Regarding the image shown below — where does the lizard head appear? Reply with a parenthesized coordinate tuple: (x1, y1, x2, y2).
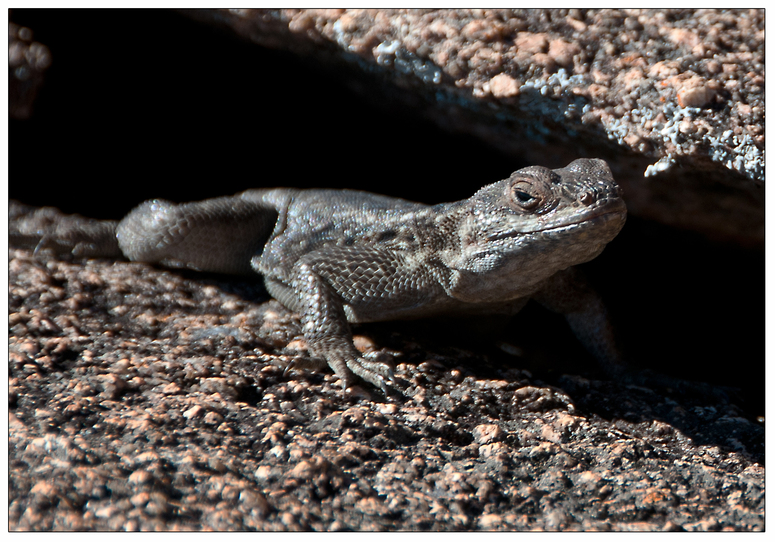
(445, 158, 627, 302)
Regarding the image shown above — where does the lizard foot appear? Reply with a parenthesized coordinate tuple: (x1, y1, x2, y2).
(283, 352, 396, 395)
(325, 354, 394, 394)
(345, 356, 395, 394)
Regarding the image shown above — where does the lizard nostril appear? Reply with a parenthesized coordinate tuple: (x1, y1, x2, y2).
(578, 191, 595, 205)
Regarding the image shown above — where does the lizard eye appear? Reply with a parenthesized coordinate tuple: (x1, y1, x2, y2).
(509, 181, 543, 211)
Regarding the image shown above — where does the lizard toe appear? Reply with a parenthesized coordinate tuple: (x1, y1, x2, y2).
(282, 355, 327, 375)
(345, 357, 392, 394)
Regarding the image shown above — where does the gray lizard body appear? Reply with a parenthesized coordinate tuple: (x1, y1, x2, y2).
(10, 158, 627, 391)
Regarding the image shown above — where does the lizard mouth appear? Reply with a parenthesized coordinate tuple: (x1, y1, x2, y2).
(486, 201, 627, 241)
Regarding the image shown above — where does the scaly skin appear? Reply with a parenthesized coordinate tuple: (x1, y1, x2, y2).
(10, 158, 627, 391)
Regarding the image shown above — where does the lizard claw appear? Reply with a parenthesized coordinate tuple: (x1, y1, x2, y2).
(282, 355, 327, 376)
(347, 360, 390, 393)
(341, 355, 396, 395)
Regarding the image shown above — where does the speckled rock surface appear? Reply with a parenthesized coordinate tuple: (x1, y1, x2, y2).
(8, 248, 764, 531)
(7, 8, 764, 532)
(187, 8, 764, 245)
(8, 20, 51, 119)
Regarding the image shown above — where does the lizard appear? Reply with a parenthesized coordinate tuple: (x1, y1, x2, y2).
(9, 158, 627, 392)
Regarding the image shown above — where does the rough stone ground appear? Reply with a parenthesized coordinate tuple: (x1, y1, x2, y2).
(7, 8, 765, 532)
(8, 248, 764, 531)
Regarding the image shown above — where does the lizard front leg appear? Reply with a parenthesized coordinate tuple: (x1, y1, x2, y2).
(289, 261, 394, 391)
(531, 267, 623, 375)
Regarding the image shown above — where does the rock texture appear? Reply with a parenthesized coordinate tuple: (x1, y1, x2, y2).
(185, 8, 764, 246)
(8, 20, 51, 119)
(8, 249, 765, 531)
(7, 9, 764, 532)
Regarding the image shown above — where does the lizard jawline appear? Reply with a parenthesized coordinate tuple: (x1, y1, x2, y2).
(486, 206, 624, 241)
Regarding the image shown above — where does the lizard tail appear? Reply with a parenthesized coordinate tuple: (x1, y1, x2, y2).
(9, 200, 121, 258)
